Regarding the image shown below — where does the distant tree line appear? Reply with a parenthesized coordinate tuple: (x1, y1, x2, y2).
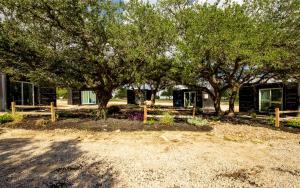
(0, 0, 299, 118)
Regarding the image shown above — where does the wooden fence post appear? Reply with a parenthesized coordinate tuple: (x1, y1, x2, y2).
(192, 107, 196, 118)
(275, 108, 280, 128)
(11, 102, 16, 115)
(143, 105, 147, 124)
(51, 102, 56, 122)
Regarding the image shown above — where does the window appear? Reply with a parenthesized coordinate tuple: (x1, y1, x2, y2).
(184, 91, 196, 107)
(81, 91, 97, 104)
(259, 88, 283, 112)
(10, 81, 35, 106)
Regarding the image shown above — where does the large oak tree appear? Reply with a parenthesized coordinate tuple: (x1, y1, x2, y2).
(0, 0, 141, 118)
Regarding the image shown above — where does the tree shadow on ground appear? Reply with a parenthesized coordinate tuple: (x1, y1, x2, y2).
(0, 138, 116, 188)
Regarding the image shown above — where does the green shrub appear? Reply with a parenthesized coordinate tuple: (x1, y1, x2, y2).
(267, 115, 275, 125)
(147, 118, 156, 125)
(56, 88, 68, 99)
(159, 113, 174, 126)
(286, 118, 300, 128)
(187, 117, 208, 127)
(251, 112, 257, 119)
(0, 113, 14, 124)
(211, 116, 221, 121)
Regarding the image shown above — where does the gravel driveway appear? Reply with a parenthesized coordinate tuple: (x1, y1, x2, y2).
(0, 122, 299, 188)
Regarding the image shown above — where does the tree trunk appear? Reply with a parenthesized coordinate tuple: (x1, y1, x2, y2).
(210, 86, 222, 115)
(228, 88, 238, 115)
(214, 95, 222, 115)
(95, 89, 112, 120)
(228, 85, 240, 115)
(150, 89, 157, 107)
(136, 88, 145, 105)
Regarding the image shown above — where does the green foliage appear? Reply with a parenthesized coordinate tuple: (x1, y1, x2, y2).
(286, 118, 300, 128)
(126, 0, 177, 104)
(0, 113, 23, 124)
(57, 88, 68, 99)
(0, 113, 14, 124)
(251, 112, 257, 119)
(267, 115, 275, 125)
(147, 118, 157, 125)
(114, 88, 127, 99)
(187, 117, 208, 127)
(159, 112, 174, 126)
(161, 88, 173, 99)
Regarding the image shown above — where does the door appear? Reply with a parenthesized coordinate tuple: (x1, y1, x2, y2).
(81, 91, 97, 104)
(10, 81, 34, 106)
(184, 91, 196, 107)
(259, 88, 283, 112)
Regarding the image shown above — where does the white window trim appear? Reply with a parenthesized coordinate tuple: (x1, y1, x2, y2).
(81, 91, 97, 105)
(259, 88, 283, 112)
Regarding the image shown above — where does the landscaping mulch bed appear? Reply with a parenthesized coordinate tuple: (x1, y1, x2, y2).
(4, 117, 213, 132)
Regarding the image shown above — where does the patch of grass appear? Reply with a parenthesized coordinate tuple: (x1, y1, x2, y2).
(0, 113, 14, 124)
(286, 118, 300, 128)
(250, 112, 257, 119)
(267, 115, 275, 125)
(159, 113, 174, 126)
(187, 117, 208, 127)
(0, 113, 23, 124)
(147, 118, 157, 125)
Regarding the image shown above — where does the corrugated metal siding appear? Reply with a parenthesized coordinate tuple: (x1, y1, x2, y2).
(68, 89, 81, 105)
(239, 86, 255, 112)
(39, 87, 57, 106)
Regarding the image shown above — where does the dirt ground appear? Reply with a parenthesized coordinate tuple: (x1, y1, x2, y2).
(1, 119, 300, 188)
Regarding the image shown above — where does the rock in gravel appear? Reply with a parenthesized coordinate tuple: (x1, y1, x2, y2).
(160, 134, 182, 142)
(160, 135, 169, 142)
(115, 129, 121, 133)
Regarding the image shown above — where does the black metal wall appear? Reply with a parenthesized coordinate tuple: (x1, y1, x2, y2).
(2, 76, 57, 111)
(68, 89, 81, 105)
(239, 82, 299, 113)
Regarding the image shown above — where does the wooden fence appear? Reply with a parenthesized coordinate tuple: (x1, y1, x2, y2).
(143, 105, 196, 123)
(274, 108, 300, 128)
(11, 102, 56, 122)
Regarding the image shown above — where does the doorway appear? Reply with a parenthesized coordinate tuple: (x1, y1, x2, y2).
(81, 91, 97, 104)
(184, 91, 196, 108)
(259, 88, 283, 112)
(10, 81, 35, 106)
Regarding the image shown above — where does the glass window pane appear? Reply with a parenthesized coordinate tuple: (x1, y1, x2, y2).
(260, 90, 270, 101)
(261, 101, 270, 112)
(271, 89, 282, 102)
(23, 83, 33, 105)
(89, 91, 96, 104)
(10, 82, 22, 105)
(81, 91, 96, 104)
